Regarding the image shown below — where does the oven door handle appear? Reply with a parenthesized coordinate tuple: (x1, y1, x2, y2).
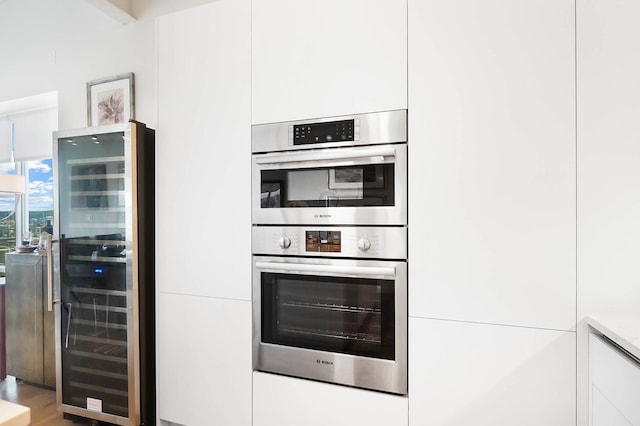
(255, 261, 396, 278)
(254, 146, 396, 166)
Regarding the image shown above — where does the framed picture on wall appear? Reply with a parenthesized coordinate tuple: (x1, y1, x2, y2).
(87, 73, 135, 127)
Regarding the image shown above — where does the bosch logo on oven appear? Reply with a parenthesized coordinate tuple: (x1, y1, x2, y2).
(316, 359, 334, 366)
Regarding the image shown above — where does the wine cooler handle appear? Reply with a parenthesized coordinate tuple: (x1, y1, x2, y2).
(46, 234, 62, 312)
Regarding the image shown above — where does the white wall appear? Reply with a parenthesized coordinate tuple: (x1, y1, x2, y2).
(0, 0, 199, 131)
(132, 0, 215, 20)
(577, 0, 640, 424)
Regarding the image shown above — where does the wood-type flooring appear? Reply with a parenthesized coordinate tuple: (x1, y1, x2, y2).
(0, 375, 74, 425)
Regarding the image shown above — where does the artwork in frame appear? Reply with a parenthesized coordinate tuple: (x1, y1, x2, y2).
(87, 73, 135, 127)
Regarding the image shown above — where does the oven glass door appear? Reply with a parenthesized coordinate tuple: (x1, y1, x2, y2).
(260, 163, 394, 209)
(253, 257, 408, 394)
(252, 144, 407, 225)
(261, 271, 395, 359)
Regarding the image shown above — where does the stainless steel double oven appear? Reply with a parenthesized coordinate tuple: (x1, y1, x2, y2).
(252, 110, 408, 395)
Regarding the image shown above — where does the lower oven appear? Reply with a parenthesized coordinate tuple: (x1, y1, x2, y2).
(252, 226, 407, 395)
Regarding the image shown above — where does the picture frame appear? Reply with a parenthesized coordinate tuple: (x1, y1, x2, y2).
(86, 73, 135, 127)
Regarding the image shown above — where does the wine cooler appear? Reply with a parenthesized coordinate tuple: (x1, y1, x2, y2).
(51, 121, 155, 425)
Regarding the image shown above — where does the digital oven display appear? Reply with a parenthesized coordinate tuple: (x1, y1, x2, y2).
(293, 120, 354, 145)
(305, 231, 341, 253)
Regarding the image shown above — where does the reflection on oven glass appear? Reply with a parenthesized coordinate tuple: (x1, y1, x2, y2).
(262, 273, 396, 360)
(259, 164, 394, 208)
(261, 189, 280, 208)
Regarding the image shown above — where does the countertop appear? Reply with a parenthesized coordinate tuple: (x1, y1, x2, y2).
(587, 315, 640, 361)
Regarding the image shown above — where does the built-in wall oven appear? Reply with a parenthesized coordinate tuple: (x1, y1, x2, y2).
(252, 110, 408, 395)
(252, 226, 407, 394)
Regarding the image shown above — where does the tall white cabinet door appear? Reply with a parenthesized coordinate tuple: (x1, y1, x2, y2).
(251, 0, 407, 124)
(157, 0, 251, 301)
(157, 293, 252, 426)
(576, 0, 640, 424)
(253, 372, 408, 426)
(408, 0, 576, 331)
(409, 318, 576, 426)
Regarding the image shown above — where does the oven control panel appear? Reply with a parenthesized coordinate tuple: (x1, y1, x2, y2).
(292, 119, 357, 145)
(251, 226, 407, 259)
(305, 231, 341, 252)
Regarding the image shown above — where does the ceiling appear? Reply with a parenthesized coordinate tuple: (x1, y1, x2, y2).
(0, 92, 57, 118)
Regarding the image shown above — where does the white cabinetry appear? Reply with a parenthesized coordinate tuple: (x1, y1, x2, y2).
(253, 372, 408, 426)
(589, 333, 640, 426)
(409, 318, 576, 426)
(157, 2, 251, 425)
(408, 0, 576, 330)
(157, 293, 252, 426)
(577, 0, 640, 423)
(251, 0, 407, 124)
(157, 0, 251, 301)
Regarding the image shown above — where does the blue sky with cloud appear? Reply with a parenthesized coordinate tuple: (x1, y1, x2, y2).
(28, 159, 53, 211)
(0, 159, 53, 212)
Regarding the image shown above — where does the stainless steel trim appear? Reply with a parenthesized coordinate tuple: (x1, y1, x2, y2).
(52, 121, 143, 426)
(252, 256, 408, 395)
(125, 122, 142, 425)
(53, 122, 130, 140)
(252, 144, 407, 226)
(46, 234, 61, 311)
(255, 261, 395, 277)
(252, 226, 407, 259)
(254, 146, 396, 167)
(58, 403, 133, 426)
(52, 128, 63, 411)
(252, 109, 407, 153)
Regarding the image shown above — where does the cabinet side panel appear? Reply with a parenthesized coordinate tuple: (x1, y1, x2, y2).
(409, 318, 576, 426)
(157, 294, 252, 426)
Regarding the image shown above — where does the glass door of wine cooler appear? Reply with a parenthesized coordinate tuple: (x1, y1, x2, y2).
(54, 124, 137, 425)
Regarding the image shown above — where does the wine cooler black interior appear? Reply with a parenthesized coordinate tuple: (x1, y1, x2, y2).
(261, 272, 396, 360)
(60, 236, 129, 418)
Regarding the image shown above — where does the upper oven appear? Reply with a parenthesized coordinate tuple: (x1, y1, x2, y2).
(252, 110, 407, 226)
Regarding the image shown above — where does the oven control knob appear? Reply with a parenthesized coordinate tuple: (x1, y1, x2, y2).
(278, 236, 292, 249)
(357, 237, 371, 252)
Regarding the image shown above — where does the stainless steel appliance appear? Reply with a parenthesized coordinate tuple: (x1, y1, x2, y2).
(252, 110, 407, 226)
(252, 226, 407, 394)
(50, 122, 155, 426)
(252, 110, 409, 394)
(5, 252, 55, 388)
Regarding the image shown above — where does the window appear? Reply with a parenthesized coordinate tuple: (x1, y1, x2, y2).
(0, 159, 53, 266)
(0, 162, 18, 265)
(26, 158, 54, 242)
